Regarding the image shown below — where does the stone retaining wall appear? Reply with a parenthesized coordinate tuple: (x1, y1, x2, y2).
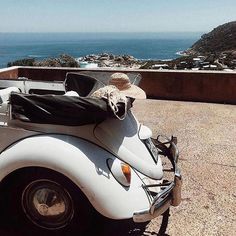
(0, 66, 235, 104)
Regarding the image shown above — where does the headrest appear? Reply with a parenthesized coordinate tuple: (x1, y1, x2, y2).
(0, 87, 20, 104)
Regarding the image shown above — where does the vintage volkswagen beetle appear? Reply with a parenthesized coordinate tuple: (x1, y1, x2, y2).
(0, 72, 182, 234)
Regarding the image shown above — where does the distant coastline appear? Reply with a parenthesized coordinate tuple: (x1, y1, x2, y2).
(0, 32, 201, 68)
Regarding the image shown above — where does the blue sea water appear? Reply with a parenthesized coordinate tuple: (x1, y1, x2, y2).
(0, 32, 202, 68)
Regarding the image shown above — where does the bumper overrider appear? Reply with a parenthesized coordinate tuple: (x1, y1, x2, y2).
(133, 136, 182, 222)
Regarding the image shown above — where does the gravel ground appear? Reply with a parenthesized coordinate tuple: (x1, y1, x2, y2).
(132, 99, 236, 236)
(0, 99, 235, 235)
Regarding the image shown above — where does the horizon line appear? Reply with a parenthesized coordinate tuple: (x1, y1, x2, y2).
(0, 31, 205, 34)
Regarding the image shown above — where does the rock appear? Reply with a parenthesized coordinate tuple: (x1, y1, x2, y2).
(114, 56, 124, 62)
(109, 54, 115, 60)
(100, 56, 109, 61)
(100, 53, 109, 57)
(123, 55, 135, 61)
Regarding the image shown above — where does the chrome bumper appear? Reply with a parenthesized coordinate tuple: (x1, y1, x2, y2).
(133, 136, 182, 223)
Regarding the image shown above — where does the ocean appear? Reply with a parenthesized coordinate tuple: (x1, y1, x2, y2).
(0, 32, 202, 68)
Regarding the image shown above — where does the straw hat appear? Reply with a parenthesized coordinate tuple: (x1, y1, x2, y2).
(109, 73, 146, 99)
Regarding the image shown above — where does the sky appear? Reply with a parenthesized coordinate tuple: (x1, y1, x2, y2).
(0, 0, 235, 33)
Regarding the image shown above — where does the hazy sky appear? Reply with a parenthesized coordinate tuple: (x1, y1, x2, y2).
(0, 0, 235, 33)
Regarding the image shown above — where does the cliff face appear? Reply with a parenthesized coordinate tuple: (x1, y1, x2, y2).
(189, 21, 236, 54)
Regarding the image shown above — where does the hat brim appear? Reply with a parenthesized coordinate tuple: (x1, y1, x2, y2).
(119, 84, 146, 99)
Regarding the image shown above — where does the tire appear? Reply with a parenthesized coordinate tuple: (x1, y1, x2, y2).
(0, 168, 97, 236)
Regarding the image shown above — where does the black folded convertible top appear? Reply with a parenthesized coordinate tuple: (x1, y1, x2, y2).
(10, 93, 129, 126)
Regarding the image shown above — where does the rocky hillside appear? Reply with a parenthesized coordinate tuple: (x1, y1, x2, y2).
(188, 21, 236, 55)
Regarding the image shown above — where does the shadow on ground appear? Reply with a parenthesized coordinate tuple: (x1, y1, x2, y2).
(0, 210, 170, 236)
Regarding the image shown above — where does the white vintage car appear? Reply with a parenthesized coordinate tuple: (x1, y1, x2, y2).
(0, 72, 182, 234)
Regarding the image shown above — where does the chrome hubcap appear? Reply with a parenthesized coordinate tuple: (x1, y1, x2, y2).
(22, 179, 74, 230)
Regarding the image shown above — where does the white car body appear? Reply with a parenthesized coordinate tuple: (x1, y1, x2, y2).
(0, 76, 181, 229)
